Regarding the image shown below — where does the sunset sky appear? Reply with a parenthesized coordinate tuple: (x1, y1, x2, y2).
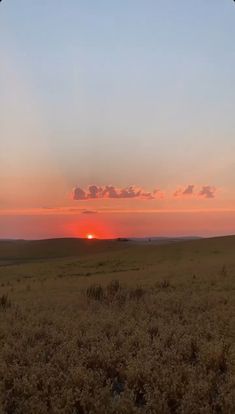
(1, 0, 235, 239)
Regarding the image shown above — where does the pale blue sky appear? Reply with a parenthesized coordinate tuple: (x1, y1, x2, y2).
(1, 0, 235, 210)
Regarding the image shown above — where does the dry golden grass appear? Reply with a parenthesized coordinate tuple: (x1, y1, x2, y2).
(0, 236, 235, 413)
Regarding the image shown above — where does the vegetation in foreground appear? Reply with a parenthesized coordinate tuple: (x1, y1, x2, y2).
(0, 236, 235, 413)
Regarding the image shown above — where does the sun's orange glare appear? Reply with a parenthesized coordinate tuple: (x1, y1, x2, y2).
(87, 234, 94, 240)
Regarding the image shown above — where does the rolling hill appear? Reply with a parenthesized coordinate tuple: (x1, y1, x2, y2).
(0, 235, 234, 413)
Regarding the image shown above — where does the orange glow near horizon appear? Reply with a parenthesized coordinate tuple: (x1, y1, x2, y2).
(65, 216, 115, 239)
(0, 211, 235, 240)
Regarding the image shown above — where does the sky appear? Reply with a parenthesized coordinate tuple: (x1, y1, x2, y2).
(1, 0, 235, 239)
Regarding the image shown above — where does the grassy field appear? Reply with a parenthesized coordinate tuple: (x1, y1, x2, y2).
(0, 236, 235, 413)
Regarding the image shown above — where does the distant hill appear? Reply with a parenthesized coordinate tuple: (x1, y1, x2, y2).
(0, 238, 120, 261)
(0, 236, 200, 260)
(0, 235, 234, 263)
(127, 236, 202, 244)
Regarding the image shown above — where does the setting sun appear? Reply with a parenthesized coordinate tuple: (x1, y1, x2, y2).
(87, 234, 94, 240)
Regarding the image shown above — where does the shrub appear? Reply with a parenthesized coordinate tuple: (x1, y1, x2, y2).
(106, 280, 120, 297)
(129, 286, 145, 300)
(220, 265, 228, 277)
(86, 284, 104, 301)
(0, 294, 11, 310)
(156, 280, 171, 289)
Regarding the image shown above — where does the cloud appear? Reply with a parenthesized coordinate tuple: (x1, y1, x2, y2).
(183, 184, 194, 195)
(73, 187, 87, 200)
(87, 185, 102, 199)
(102, 185, 119, 198)
(73, 185, 158, 200)
(198, 186, 216, 199)
(174, 184, 216, 199)
(82, 209, 98, 214)
(153, 189, 165, 199)
(73, 184, 217, 201)
(174, 185, 194, 197)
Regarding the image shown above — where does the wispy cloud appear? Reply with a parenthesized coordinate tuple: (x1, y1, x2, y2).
(82, 209, 98, 214)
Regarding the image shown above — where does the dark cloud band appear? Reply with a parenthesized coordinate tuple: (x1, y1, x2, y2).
(73, 185, 157, 200)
